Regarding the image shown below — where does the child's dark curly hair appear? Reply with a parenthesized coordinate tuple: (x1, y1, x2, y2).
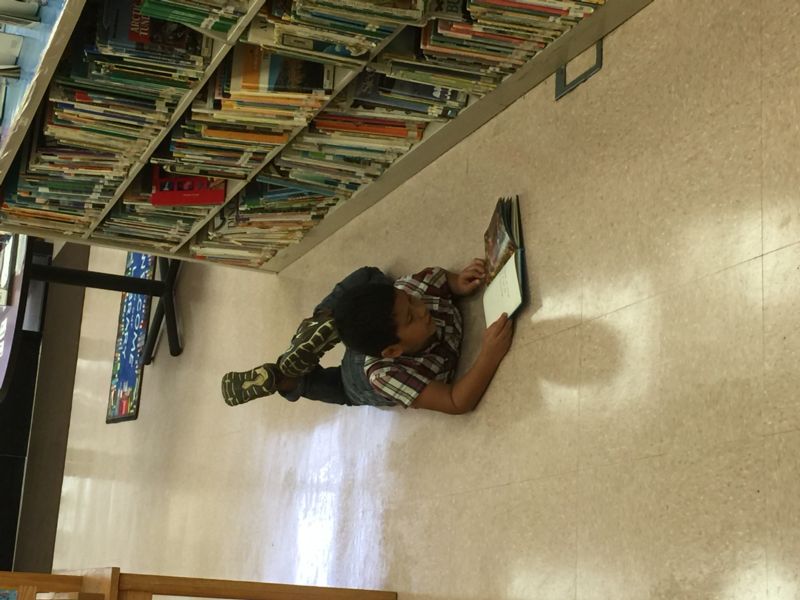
(333, 282, 399, 357)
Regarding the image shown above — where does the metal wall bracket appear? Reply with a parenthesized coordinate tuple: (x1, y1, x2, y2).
(555, 38, 604, 100)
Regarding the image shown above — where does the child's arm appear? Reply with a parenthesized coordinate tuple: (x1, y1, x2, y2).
(412, 313, 513, 414)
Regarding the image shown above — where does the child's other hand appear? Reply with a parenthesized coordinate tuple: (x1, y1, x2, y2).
(481, 312, 513, 365)
(451, 258, 486, 296)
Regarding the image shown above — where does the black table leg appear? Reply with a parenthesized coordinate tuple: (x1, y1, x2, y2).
(30, 258, 184, 364)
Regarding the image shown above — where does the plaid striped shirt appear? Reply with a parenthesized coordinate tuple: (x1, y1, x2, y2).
(364, 267, 463, 407)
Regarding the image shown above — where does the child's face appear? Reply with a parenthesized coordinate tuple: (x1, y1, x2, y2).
(391, 289, 437, 354)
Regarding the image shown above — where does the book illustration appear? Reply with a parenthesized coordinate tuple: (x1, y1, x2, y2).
(99, 0, 206, 57)
(230, 45, 331, 95)
(483, 197, 517, 284)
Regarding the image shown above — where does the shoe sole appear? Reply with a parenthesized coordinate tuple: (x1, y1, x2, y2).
(221, 366, 277, 406)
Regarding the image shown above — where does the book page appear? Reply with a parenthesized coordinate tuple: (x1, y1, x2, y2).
(483, 252, 522, 325)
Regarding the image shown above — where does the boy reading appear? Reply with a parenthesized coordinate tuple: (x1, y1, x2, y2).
(221, 261, 513, 414)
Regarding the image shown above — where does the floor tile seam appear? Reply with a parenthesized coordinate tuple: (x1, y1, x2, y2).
(574, 436, 773, 473)
(512, 276, 587, 349)
(579, 253, 766, 325)
(760, 17, 767, 379)
(331, 436, 781, 507)
(762, 238, 800, 258)
(575, 451, 665, 475)
(373, 468, 583, 510)
(762, 52, 800, 82)
(760, 426, 800, 440)
(515, 320, 584, 349)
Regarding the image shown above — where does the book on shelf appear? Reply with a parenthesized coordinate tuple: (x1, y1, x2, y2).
(0, 0, 40, 25)
(229, 43, 334, 96)
(191, 164, 342, 266)
(369, 27, 501, 96)
(98, 0, 212, 59)
(349, 70, 467, 119)
(242, 1, 398, 67)
(93, 167, 212, 250)
(299, 0, 426, 26)
(424, 0, 466, 21)
(2, 113, 116, 236)
(0, 0, 607, 273)
(0, 30, 23, 66)
(150, 166, 226, 206)
(482, 195, 525, 325)
(139, 0, 250, 35)
(0, 64, 19, 78)
(151, 46, 331, 180)
(1, 0, 214, 234)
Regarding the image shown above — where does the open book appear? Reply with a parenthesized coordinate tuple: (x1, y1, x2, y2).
(483, 196, 525, 324)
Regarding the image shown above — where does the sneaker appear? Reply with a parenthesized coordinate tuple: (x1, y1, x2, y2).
(221, 363, 279, 406)
(277, 316, 339, 378)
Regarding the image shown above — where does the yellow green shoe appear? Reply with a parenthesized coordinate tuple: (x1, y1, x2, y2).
(221, 363, 279, 406)
(277, 316, 339, 378)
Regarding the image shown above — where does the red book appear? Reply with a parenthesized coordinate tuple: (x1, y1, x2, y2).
(150, 167, 226, 206)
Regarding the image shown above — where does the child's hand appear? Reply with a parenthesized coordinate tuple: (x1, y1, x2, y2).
(449, 258, 486, 296)
(481, 312, 514, 365)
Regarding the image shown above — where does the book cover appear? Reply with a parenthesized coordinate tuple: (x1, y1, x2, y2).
(482, 195, 525, 324)
(230, 45, 331, 96)
(150, 166, 226, 206)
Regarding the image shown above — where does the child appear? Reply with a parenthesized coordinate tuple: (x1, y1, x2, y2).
(221, 261, 513, 414)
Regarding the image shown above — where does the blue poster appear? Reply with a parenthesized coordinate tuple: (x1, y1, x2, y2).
(107, 252, 155, 423)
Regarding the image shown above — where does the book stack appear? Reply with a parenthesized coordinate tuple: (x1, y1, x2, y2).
(191, 165, 341, 266)
(93, 166, 224, 250)
(422, 0, 602, 77)
(93, 198, 206, 251)
(347, 69, 468, 119)
(371, 1, 603, 98)
(370, 27, 502, 96)
(3, 145, 121, 235)
(274, 106, 425, 194)
(192, 86, 428, 263)
(139, 0, 251, 36)
(1, 1, 211, 235)
(420, 18, 539, 78)
(241, 0, 405, 67)
(151, 44, 333, 180)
